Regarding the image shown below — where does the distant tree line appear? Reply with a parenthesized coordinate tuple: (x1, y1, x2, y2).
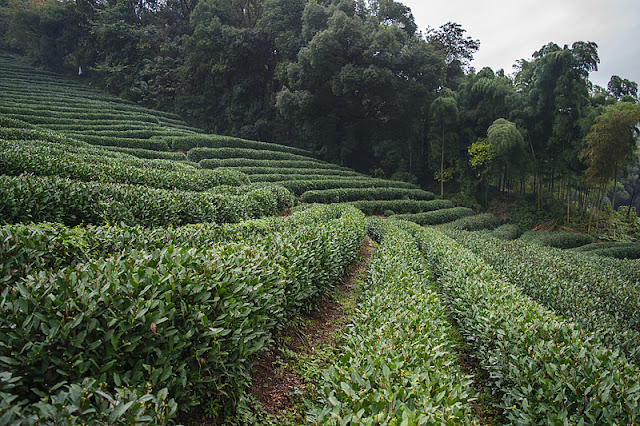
(1, 0, 639, 212)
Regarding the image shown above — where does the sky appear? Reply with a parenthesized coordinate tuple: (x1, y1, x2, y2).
(400, 0, 640, 89)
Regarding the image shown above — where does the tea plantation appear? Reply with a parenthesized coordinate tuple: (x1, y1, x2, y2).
(2, 53, 640, 424)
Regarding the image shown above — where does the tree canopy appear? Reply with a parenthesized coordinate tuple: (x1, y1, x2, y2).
(1, 0, 638, 213)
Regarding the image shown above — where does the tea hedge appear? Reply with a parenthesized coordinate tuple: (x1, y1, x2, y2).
(0, 204, 366, 421)
(519, 231, 596, 249)
(186, 147, 322, 164)
(167, 135, 312, 157)
(0, 174, 292, 227)
(0, 139, 249, 191)
(491, 223, 523, 240)
(301, 187, 435, 204)
(199, 158, 349, 171)
(347, 199, 454, 216)
(389, 207, 474, 225)
(310, 218, 475, 424)
(233, 168, 359, 177)
(444, 230, 640, 365)
(406, 224, 640, 424)
(268, 178, 418, 196)
(440, 212, 501, 231)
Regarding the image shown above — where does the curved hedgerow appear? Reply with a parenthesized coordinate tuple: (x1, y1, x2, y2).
(345, 199, 454, 216)
(168, 134, 313, 157)
(389, 206, 474, 225)
(0, 204, 365, 421)
(0, 139, 248, 191)
(199, 157, 348, 171)
(186, 147, 322, 164)
(301, 187, 435, 203)
(406, 224, 640, 424)
(310, 218, 475, 424)
(0, 174, 292, 227)
(444, 230, 640, 365)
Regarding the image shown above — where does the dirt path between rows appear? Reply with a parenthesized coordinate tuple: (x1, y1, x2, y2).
(248, 236, 375, 420)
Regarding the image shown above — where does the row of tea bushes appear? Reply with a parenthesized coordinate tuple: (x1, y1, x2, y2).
(199, 157, 348, 171)
(0, 174, 293, 227)
(310, 218, 475, 424)
(406, 224, 640, 424)
(347, 199, 454, 216)
(444, 230, 640, 364)
(1, 139, 249, 191)
(233, 168, 360, 177)
(0, 205, 366, 422)
(267, 178, 418, 196)
(389, 206, 474, 225)
(0, 204, 356, 288)
(439, 212, 501, 231)
(186, 147, 322, 164)
(167, 135, 312, 157)
(571, 241, 640, 259)
(301, 187, 435, 204)
(519, 230, 596, 249)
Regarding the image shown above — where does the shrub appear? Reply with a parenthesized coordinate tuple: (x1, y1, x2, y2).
(407, 225, 640, 424)
(441, 212, 500, 231)
(348, 199, 453, 216)
(309, 218, 474, 423)
(390, 207, 474, 225)
(491, 223, 523, 240)
(0, 174, 292, 227)
(301, 187, 435, 204)
(0, 205, 365, 418)
(520, 231, 595, 249)
(168, 134, 313, 157)
(0, 139, 248, 191)
(186, 147, 320, 163)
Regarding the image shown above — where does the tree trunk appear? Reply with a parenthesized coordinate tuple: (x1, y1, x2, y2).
(440, 128, 445, 199)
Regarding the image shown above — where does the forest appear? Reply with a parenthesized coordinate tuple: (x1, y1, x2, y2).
(1, 0, 640, 218)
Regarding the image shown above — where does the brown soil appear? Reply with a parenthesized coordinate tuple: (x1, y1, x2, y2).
(248, 236, 375, 418)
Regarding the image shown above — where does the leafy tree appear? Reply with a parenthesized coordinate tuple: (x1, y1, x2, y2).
(608, 75, 638, 103)
(515, 41, 599, 200)
(429, 88, 459, 199)
(486, 118, 527, 189)
(426, 21, 479, 89)
(580, 102, 640, 231)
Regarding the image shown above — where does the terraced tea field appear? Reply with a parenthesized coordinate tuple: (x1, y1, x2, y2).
(2, 53, 640, 424)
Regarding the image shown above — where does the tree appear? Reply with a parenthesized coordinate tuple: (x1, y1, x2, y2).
(430, 88, 459, 199)
(580, 102, 640, 231)
(486, 118, 526, 191)
(515, 41, 599, 203)
(426, 21, 479, 88)
(608, 75, 638, 103)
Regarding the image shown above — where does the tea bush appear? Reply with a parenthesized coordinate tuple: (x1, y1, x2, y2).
(520, 230, 595, 249)
(187, 147, 320, 163)
(491, 223, 523, 240)
(444, 230, 640, 364)
(168, 135, 312, 157)
(0, 205, 366, 422)
(348, 199, 453, 216)
(389, 206, 474, 225)
(408, 225, 640, 424)
(0, 174, 292, 227)
(310, 218, 475, 424)
(0, 139, 249, 191)
(440, 212, 500, 231)
(301, 187, 435, 203)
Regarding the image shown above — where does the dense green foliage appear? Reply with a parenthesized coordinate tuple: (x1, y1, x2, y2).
(0, 174, 293, 227)
(390, 206, 474, 225)
(444, 230, 640, 364)
(0, 204, 366, 422)
(408, 225, 640, 424)
(309, 218, 475, 424)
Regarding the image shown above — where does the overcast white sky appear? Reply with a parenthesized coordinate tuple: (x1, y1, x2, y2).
(400, 0, 640, 89)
